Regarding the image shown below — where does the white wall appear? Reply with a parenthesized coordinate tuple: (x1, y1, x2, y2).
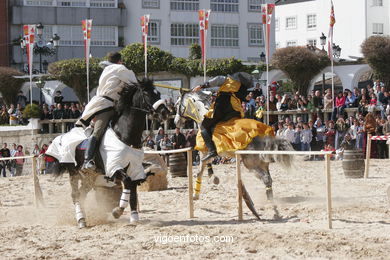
(124, 0, 276, 62)
(275, 0, 388, 60)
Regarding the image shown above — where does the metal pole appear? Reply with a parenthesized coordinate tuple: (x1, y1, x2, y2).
(325, 153, 332, 229)
(236, 154, 243, 221)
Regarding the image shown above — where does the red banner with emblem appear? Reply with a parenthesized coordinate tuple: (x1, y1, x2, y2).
(261, 4, 274, 65)
(140, 14, 150, 77)
(82, 19, 92, 101)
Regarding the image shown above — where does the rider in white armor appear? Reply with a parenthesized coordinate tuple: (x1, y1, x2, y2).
(76, 52, 137, 171)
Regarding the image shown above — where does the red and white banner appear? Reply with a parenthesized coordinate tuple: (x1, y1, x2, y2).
(328, 0, 336, 60)
(261, 4, 274, 65)
(23, 25, 35, 77)
(140, 14, 150, 77)
(198, 9, 211, 65)
(82, 19, 92, 102)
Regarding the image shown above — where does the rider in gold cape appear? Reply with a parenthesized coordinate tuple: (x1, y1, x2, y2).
(193, 72, 274, 161)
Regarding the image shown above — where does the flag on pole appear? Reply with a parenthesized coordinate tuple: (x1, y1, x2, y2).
(261, 4, 275, 65)
(198, 9, 211, 64)
(82, 19, 92, 102)
(328, 0, 335, 60)
(140, 14, 150, 77)
(23, 25, 35, 76)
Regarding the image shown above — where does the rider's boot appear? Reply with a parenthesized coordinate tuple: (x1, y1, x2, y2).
(200, 129, 218, 162)
(82, 136, 98, 171)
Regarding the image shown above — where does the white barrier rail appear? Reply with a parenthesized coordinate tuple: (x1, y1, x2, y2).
(144, 147, 194, 218)
(235, 150, 334, 229)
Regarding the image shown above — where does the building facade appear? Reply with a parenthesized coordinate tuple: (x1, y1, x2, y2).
(275, 0, 389, 59)
(124, 0, 275, 63)
(8, 0, 126, 72)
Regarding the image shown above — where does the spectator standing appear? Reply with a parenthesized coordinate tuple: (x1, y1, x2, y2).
(155, 127, 165, 151)
(335, 117, 349, 150)
(345, 89, 356, 108)
(15, 104, 24, 125)
(284, 123, 295, 147)
(7, 104, 17, 125)
(0, 106, 9, 125)
(314, 119, 326, 151)
(186, 129, 199, 165)
(308, 120, 317, 153)
(9, 143, 17, 177)
(171, 127, 186, 149)
(313, 90, 324, 111)
(292, 125, 302, 151)
(356, 120, 365, 149)
(323, 89, 333, 120)
(363, 113, 377, 158)
(53, 90, 64, 105)
(14, 145, 25, 176)
(0, 143, 11, 177)
(300, 123, 312, 152)
(252, 83, 263, 99)
(145, 135, 155, 149)
(325, 121, 336, 148)
(15, 91, 27, 108)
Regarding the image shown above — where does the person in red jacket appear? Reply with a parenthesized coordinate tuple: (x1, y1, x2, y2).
(332, 91, 346, 121)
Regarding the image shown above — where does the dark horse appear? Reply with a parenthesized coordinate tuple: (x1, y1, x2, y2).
(53, 79, 170, 228)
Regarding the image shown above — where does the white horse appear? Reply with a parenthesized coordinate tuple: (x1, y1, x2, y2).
(174, 91, 295, 201)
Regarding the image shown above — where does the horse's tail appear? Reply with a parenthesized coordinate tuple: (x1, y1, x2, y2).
(248, 136, 295, 169)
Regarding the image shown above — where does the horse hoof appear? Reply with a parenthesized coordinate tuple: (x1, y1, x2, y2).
(78, 218, 86, 229)
(193, 194, 200, 200)
(112, 207, 125, 219)
(212, 176, 220, 185)
(130, 211, 139, 223)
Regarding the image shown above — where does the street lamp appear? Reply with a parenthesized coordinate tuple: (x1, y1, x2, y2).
(320, 32, 327, 51)
(332, 44, 341, 58)
(260, 52, 266, 63)
(35, 78, 46, 105)
(20, 22, 60, 74)
(42, 60, 49, 73)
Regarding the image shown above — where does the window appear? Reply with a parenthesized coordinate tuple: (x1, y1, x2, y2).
(143, 0, 159, 8)
(170, 0, 199, 11)
(307, 14, 316, 29)
(24, 0, 117, 7)
(248, 0, 264, 12)
(275, 18, 279, 31)
(90, 0, 116, 7)
(148, 21, 160, 44)
(372, 0, 383, 6)
(24, 0, 54, 6)
(286, 17, 297, 29)
(286, 40, 297, 47)
(58, 0, 87, 7)
(57, 25, 117, 46)
(373, 23, 384, 34)
(248, 24, 263, 46)
(307, 39, 317, 47)
(211, 25, 239, 47)
(211, 0, 239, 13)
(170, 23, 198, 46)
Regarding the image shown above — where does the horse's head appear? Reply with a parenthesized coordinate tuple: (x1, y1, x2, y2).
(116, 78, 170, 122)
(174, 90, 212, 128)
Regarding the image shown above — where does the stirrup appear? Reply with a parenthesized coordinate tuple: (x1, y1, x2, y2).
(82, 160, 96, 171)
(201, 151, 217, 162)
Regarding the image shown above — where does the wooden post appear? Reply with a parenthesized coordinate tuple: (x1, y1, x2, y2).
(187, 150, 194, 218)
(364, 134, 372, 179)
(325, 154, 332, 229)
(32, 157, 44, 207)
(49, 122, 53, 134)
(61, 121, 66, 133)
(236, 154, 243, 221)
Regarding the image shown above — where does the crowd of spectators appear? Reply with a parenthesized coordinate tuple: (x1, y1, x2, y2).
(242, 80, 390, 159)
(0, 142, 54, 177)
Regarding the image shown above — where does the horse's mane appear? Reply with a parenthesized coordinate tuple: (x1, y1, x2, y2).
(184, 91, 212, 107)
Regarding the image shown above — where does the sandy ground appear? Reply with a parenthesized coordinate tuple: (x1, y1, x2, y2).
(0, 158, 389, 259)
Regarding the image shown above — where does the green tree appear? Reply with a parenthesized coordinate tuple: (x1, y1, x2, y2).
(0, 67, 25, 106)
(48, 58, 102, 103)
(120, 43, 174, 74)
(272, 47, 329, 95)
(361, 36, 390, 89)
(189, 43, 202, 60)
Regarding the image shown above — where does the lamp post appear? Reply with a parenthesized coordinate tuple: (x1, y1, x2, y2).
(20, 22, 60, 74)
(332, 43, 341, 59)
(320, 33, 327, 94)
(35, 78, 46, 105)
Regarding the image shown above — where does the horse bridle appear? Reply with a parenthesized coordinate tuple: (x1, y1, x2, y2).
(129, 87, 155, 113)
